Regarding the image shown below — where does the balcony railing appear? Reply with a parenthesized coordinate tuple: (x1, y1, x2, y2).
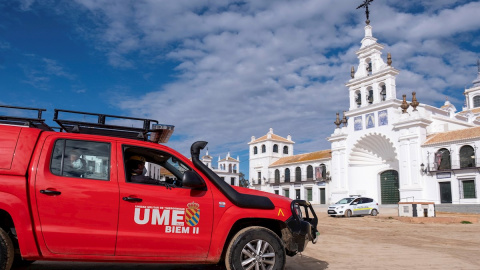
(426, 160, 480, 172)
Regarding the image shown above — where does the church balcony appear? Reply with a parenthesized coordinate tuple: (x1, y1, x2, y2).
(425, 161, 480, 173)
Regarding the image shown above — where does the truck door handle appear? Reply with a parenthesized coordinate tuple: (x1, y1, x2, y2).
(123, 197, 142, 202)
(40, 189, 61, 196)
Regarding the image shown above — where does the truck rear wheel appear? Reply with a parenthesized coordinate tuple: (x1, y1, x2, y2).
(225, 226, 285, 270)
(0, 228, 14, 270)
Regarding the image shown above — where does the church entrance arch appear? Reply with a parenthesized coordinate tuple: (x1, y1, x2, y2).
(380, 170, 399, 204)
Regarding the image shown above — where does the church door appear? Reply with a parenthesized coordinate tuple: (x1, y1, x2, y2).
(380, 170, 400, 204)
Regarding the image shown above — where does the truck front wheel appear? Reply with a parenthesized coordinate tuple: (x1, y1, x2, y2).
(0, 228, 14, 270)
(225, 226, 285, 270)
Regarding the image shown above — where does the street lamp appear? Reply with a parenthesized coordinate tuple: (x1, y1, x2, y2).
(420, 163, 428, 174)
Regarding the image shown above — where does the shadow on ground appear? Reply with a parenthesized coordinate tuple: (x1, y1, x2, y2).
(16, 254, 328, 270)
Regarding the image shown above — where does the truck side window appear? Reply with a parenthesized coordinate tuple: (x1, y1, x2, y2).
(123, 145, 190, 187)
(50, 139, 111, 180)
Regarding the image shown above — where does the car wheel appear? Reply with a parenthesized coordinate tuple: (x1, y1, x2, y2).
(345, 210, 352, 218)
(371, 209, 378, 216)
(225, 226, 285, 270)
(0, 228, 14, 270)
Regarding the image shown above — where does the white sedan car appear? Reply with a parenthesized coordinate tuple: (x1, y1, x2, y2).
(328, 197, 379, 217)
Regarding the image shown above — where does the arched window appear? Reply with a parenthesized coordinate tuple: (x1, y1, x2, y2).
(366, 58, 372, 74)
(307, 165, 313, 180)
(355, 90, 362, 107)
(380, 84, 387, 101)
(367, 87, 373, 104)
(474, 96, 480, 108)
(261, 144, 266, 153)
(254, 146, 257, 155)
(460, 145, 475, 168)
(273, 144, 278, 153)
(283, 146, 288, 154)
(285, 168, 290, 183)
(233, 164, 237, 173)
(229, 164, 232, 173)
(295, 167, 301, 182)
(275, 169, 280, 184)
(435, 148, 451, 170)
(320, 164, 326, 179)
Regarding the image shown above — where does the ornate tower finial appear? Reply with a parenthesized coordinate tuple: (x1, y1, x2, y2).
(351, 66, 355, 79)
(342, 111, 348, 127)
(410, 92, 419, 111)
(334, 112, 342, 128)
(356, 0, 374, 25)
(401, 94, 409, 113)
(387, 52, 392, 66)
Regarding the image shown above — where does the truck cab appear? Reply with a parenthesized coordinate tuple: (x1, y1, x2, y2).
(0, 105, 318, 270)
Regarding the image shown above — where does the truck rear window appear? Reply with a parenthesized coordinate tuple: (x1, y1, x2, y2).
(50, 139, 111, 180)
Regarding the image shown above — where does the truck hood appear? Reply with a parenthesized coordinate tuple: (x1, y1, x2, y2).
(232, 186, 292, 209)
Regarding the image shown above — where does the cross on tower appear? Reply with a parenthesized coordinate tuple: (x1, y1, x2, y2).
(356, 0, 374, 25)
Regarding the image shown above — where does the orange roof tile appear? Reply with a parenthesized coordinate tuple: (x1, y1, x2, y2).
(160, 167, 175, 177)
(269, 150, 331, 167)
(458, 108, 480, 115)
(220, 157, 238, 162)
(423, 126, 480, 145)
(250, 133, 292, 144)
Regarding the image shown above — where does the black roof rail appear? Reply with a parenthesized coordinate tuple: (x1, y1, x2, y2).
(53, 109, 174, 142)
(0, 105, 53, 131)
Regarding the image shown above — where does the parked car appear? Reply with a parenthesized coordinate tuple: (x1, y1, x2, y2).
(328, 196, 379, 217)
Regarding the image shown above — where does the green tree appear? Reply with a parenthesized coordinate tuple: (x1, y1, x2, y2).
(239, 172, 250, 188)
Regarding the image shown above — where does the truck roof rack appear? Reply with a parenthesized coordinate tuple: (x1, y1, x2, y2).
(54, 109, 175, 143)
(0, 105, 54, 131)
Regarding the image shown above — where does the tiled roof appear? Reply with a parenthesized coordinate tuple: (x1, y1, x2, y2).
(423, 126, 480, 145)
(160, 167, 174, 177)
(458, 108, 480, 115)
(220, 157, 238, 162)
(251, 134, 292, 144)
(269, 150, 331, 167)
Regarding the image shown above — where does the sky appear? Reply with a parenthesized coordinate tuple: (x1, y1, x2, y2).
(1, 0, 480, 179)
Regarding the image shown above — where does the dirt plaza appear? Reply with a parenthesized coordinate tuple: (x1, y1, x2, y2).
(16, 205, 480, 270)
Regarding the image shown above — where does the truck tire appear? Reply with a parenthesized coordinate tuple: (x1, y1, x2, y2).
(0, 228, 14, 270)
(225, 226, 285, 270)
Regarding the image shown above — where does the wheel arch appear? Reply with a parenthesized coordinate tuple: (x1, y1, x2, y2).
(0, 209, 15, 232)
(219, 218, 286, 262)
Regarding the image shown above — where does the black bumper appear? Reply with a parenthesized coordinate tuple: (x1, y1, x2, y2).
(282, 200, 319, 255)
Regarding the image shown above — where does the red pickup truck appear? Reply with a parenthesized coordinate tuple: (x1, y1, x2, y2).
(0, 105, 318, 270)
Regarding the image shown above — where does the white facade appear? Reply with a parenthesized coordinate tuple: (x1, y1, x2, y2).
(250, 23, 480, 205)
(201, 151, 240, 186)
(249, 128, 331, 204)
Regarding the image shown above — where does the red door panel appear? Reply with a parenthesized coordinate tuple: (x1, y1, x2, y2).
(34, 136, 119, 255)
(115, 144, 214, 257)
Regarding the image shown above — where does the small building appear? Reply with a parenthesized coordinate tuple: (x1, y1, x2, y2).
(201, 150, 240, 186)
(249, 128, 331, 204)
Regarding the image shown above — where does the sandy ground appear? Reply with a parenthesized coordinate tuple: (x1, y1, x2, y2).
(17, 206, 480, 270)
(295, 205, 480, 270)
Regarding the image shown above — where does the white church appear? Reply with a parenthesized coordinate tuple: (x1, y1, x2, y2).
(201, 150, 241, 186)
(249, 22, 480, 205)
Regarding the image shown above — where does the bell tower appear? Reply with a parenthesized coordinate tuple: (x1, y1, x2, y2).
(346, 24, 400, 111)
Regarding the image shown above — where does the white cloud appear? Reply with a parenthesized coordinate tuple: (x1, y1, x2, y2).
(18, 1, 480, 165)
(19, 55, 76, 90)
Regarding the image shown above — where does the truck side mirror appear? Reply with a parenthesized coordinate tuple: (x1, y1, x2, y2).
(183, 170, 206, 189)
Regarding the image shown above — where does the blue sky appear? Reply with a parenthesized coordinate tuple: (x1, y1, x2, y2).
(1, 0, 480, 179)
